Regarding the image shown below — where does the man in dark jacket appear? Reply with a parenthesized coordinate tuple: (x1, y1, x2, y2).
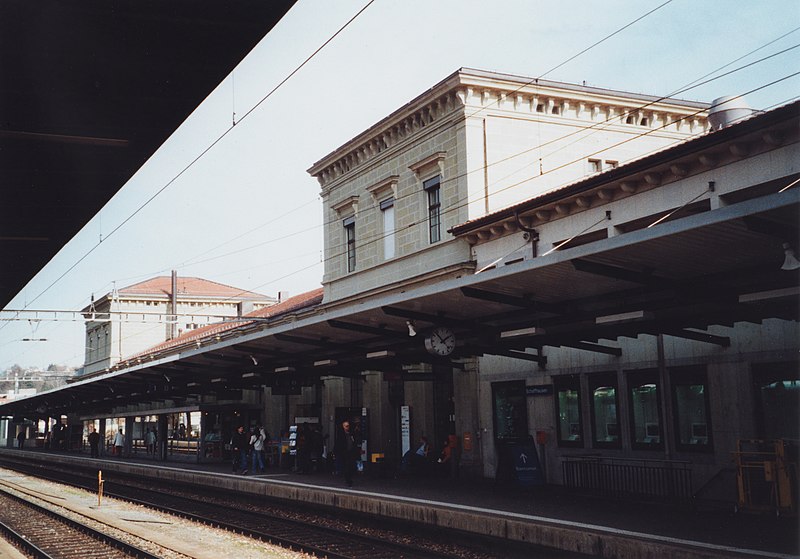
(231, 425, 249, 474)
(334, 420, 359, 487)
(87, 426, 101, 458)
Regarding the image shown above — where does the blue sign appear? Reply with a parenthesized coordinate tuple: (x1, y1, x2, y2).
(512, 443, 544, 486)
(526, 384, 553, 397)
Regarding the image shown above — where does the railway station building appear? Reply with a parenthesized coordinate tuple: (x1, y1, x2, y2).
(1, 69, 797, 502)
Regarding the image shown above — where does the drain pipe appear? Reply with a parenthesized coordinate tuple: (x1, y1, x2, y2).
(656, 334, 673, 459)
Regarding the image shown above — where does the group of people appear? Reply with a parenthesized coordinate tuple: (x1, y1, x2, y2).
(398, 434, 460, 478)
(230, 424, 269, 475)
(293, 423, 326, 474)
(84, 426, 156, 459)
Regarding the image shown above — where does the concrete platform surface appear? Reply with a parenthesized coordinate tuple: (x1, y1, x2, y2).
(2, 448, 797, 559)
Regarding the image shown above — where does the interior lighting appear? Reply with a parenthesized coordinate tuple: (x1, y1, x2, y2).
(367, 350, 395, 359)
(500, 327, 545, 338)
(739, 286, 800, 303)
(406, 320, 417, 337)
(314, 359, 337, 367)
(595, 310, 651, 325)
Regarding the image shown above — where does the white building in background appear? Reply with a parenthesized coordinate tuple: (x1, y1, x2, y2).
(81, 275, 276, 376)
(309, 68, 709, 305)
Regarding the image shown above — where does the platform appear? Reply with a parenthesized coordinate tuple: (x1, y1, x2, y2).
(0, 448, 796, 559)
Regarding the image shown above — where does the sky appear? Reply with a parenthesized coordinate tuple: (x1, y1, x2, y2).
(2, 0, 798, 371)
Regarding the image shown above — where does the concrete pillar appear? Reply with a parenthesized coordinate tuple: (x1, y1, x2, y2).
(123, 417, 133, 457)
(98, 418, 107, 456)
(157, 415, 168, 461)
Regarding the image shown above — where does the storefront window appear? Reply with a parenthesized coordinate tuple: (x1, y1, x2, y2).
(492, 380, 528, 441)
(671, 368, 712, 451)
(628, 370, 662, 449)
(589, 373, 620, 448)
(754, 363, 800, 440)
(555, 376, 582, 447)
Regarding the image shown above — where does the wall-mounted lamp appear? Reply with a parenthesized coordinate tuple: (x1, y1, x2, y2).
(406, 320, 417, 337)
(195, 341, 201, 348)
(781, 243, 800, 271)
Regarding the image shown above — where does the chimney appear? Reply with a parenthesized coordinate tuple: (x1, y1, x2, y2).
(708, 95, 755, 130)
(278, 291, 290, 303)
(168, 270, 178, 340)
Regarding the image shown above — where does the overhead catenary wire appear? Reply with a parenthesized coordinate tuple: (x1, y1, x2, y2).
(8, 0, 377, 317)
(3, 7, 796, 372)
(104, 59, 799, 293)
(3, 60, 791, 354)
(2, 0, 667, 321)
(171, 44, 800, 271)
(15, 7, 791, 315)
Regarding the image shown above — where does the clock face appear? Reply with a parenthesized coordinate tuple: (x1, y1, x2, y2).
(424, 326, 456, 356)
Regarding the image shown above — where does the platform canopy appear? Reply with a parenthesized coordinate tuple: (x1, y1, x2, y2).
(0, 0, 296, 309)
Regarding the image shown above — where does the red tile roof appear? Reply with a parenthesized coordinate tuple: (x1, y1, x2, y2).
(119, 276, 271, 301)
(126, 288, 324, 361)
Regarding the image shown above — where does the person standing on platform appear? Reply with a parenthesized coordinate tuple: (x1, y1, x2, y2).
(113, 428, 125, 457)
(259, 426, 270, 468)
(231, 425, 249, 474)
(145, 427, 156, 456)
(250, 425, 265, 473)
(334, 420, 358, 487)
(88, 427, 100, 458)
(16, 430, 25, 450)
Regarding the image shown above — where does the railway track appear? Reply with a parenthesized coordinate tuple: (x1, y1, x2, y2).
(0, 485, 162, 559)
(0, 461, 540, 559)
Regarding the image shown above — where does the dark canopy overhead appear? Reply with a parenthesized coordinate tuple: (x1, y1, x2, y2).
(0, 0, 296, 308)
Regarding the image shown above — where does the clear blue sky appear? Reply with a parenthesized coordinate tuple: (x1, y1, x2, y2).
(2, 0, 798, 370)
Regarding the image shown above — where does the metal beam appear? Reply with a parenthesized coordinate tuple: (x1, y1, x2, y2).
(572, 259, 669, 287)
(381, 305, 483, 330)
(327, 319, 407, 338)
(560, 341, 622, 356)
(481, 347, 547, 365)
(460, 287, 563, 314)
(664, 329, 731, 346)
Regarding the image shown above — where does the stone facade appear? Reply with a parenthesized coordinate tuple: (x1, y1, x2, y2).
(309, 68, 708, 305)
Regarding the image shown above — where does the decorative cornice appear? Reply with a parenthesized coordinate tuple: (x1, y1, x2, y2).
(308, 68, 711, 191)
(451, 100, 799, 244)
(331, 195, 359, 217)
(409, 151, 447, 178)
(366, 175, 399, 202)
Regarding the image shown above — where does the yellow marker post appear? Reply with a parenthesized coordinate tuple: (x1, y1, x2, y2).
(97, 470, 104, 506)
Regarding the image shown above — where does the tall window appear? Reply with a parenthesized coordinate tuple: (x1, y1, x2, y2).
(589, 373, 620, 448)
(628, 370, 663, 449)
(343, 216, 356, 272)
(671, 367, 712, 451)
(424, 175, 441, 243)
(380, 197, 395, 260)
(555, 376, 582, 447)
(492, 380, 528, 442)
(754, 363, 799, 440)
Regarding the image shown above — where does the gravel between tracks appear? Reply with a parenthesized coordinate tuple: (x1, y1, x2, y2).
(0, 468, 312, 559)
